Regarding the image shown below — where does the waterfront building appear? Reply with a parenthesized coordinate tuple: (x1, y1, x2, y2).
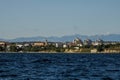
(91, 49, 97, 53)
(84, 39, 92, 46)
(0, 41, 6, 47)
(24, 43, 31, 47)
(63, 43, 68, 48)
(45, 40, 48, 46)
(55, 42, 63, 48)
(73, 37, 83, 47)
(33, 42, 45, 47)
(16, 44, 23, 48)
(92, 39, 103, 46)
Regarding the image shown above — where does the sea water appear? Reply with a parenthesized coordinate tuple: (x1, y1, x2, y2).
(0, 53, 120, 80)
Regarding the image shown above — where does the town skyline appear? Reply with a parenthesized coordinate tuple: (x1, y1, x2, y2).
(0, 0, 120, 39)
(0, 36, 120, 53)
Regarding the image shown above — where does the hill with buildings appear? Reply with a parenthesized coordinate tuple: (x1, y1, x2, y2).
(0, 34, 120, 53)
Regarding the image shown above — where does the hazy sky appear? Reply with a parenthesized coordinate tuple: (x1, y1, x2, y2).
(0, 0, 120, 39)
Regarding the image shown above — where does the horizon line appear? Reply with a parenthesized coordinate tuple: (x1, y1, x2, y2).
(0, 33, 120, 40)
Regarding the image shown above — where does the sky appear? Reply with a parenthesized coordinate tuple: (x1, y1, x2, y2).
(0, 0, 120, 39)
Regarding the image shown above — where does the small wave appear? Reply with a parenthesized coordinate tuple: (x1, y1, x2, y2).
(31, 59, 52, 63)
(101, 77, 114, 80)
(106, 69, 120, 72)
(0, 70, 9, 73)
(0, 74, 18, 78)
(0, 59, 15, 62)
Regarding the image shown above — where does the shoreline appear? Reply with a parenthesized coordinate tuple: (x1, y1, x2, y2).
(0, 51, 120, 54)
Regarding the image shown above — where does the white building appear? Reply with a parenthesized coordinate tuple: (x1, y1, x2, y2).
(92, 39, 103, 46)
(55, 42, 63, 48)
(84, 39, 92, 46)
(73, 37, 83, 47)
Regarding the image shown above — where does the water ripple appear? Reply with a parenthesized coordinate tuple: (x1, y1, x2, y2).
(0, 53, 120, 80)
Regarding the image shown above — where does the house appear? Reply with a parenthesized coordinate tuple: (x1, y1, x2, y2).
(91, 49, 97, 53)
(24, 43, 31, 47)
(33, 42, 45, 47)
(0, 41, 6, 47)
(16, 44, 23, 48)
(63, 44, 68, 48)
(0, 41, 7, 51)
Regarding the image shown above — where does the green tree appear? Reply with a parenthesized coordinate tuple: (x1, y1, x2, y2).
(23, 46, 32, 52)
(0, 46, 5, 51)
(97, 45, 104, 52)
(10, 45, 17, 52)
(31, 46, 41, 52)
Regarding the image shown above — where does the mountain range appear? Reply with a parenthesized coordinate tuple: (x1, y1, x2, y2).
(0, 34, 120, 42)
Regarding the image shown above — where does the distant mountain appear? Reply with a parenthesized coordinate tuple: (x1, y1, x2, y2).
(0, 34, 120, 42)
(0, 38, 6, 41)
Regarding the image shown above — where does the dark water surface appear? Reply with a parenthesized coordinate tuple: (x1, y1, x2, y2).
(0, 53, 120, 80)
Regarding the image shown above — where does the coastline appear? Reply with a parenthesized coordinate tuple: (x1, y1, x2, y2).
(0, 51, 120, 54)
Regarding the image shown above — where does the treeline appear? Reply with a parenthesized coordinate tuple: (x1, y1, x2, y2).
(0, 44, 65, 52)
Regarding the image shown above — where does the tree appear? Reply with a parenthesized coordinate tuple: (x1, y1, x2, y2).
(31, 46, 41, 52)
(97, 45, 104, 52)
(0, 46, 5, 51)
(23, 46, 32, 52)
(10, 45, 17, 52)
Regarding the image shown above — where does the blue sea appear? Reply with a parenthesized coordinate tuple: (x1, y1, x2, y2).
(0, 53, 120, 80)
